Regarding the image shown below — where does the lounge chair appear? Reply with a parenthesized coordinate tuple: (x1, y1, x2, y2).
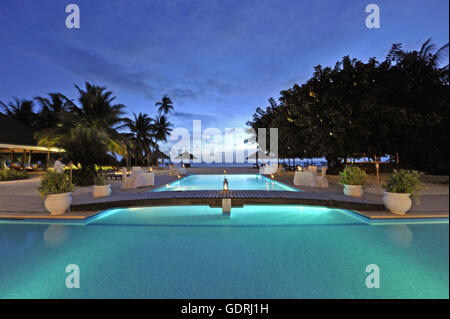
(106, 169, 122, 180)
(169, 164, 176, 176)
(260, 163, 278, 175)
(275, 164, 284, 176)
(315, 167, 329, 188)
(178, 166, 187, 175)
(121, 168, 137, 189)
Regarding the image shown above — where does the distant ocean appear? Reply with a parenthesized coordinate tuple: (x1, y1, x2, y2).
(163, 157, 326, 167)
(162, 156, 391, 167)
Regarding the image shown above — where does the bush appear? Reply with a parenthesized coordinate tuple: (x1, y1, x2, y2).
(71, 166, 97, 186)
(38, 171, 75, 199)
(93, 172, 107, 186)
(339, 166, 367, 186)
(61, 127, 111, 167)
(0, 168, 29, 181)
(383, 169, 422, 201)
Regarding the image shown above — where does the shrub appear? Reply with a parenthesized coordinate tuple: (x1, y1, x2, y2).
(339, 166, 367, 186)
(38, 171, 75, 199)
(61, 127, 111, 168)
(383, 169, 422, 201)
(93, 172, 107, 186)
(0, 168, 29, 181)
(71, 166, 97, 186)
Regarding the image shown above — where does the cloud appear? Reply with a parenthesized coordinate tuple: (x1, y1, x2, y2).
(7, 38, 160, 98)
(173, 111, 217, 122)
(171, 111, 222, 134)
(7, 35, 242, 104)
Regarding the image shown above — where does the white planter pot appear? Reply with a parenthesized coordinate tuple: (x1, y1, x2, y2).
(44, 192, 72, 215)
(93, 184, 111, 198)
(343, 184, 364, 198)
(383, 192, 412, 215)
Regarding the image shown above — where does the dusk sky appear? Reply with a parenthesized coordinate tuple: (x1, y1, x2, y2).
(1, 0, 448, 153)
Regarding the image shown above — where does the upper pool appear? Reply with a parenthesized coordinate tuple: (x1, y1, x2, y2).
(153, 174, 298, 191)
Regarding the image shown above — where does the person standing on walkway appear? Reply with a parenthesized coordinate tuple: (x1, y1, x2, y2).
(53, 156, 66, 173)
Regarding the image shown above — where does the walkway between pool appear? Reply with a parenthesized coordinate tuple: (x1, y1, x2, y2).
(70, 189, 385, 212)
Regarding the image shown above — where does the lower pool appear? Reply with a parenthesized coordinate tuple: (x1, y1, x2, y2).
(0, 205, 448, 298)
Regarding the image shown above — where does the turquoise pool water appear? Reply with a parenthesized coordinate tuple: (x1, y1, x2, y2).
(0, 205, 448, 299)
(154, 174, 298, 191)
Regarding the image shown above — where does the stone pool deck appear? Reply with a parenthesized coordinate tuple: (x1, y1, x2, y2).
(0, 167, 448, 221)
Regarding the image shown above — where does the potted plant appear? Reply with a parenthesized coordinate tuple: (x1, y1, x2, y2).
(92, 173, 111, 198)
(38, 171, 75, 215)
(382, 169, 422, 215)
(339, 166, 367, 198)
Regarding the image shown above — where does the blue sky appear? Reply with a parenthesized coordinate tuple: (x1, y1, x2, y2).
(0, 0, 448, 154)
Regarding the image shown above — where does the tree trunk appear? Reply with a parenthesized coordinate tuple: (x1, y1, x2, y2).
(46, 151, 49, 170)
(374, 154, 380, 184)
(325, 155, 342, 173)
(22, 150, 26, 170)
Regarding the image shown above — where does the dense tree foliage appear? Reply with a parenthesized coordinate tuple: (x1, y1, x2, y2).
(0, 98, 36, 127)
(33, 82, 129, 182)
(247, 39, 449, 174)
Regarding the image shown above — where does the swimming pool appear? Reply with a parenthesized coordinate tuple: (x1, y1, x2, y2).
(0, 205, 448, 298)
(154, 174, 298, 191)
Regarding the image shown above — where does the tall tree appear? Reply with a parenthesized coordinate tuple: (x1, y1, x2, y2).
(155, 95, 174, 115)
(125, 112, 155, 166)
(0, 98, 36, 127)
(153, 114, 173, 144)
(34, 93, 72, 130)
(36, 82, 128, 183)
(247, 39, 449, 174)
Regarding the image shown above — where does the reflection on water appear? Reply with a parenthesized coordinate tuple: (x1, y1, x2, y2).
(43, 224, 70, 247)
(388, 225, 413, 246)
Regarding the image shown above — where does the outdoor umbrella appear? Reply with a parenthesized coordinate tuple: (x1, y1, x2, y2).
(175, 151, 197, 163)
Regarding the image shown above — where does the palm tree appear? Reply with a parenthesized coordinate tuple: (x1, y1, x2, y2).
(153, 114, 173, 143)
(34, 93, 73, 130)
(151, 115, 172, 166)
(418, 38, 449, 68)
(0, 98, 36, 127)
(155, 95, 174, 115)
(125, 113, 155, 166)
(72, 82, 127, 136)
(42, 82, 127, 153)
(36, 82, 128, 182)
